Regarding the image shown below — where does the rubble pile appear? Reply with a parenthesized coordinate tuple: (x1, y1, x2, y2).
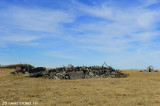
(10, 66, 30, 75)
(144, 65, 158, 72)
(27, 67, 46, 77)
(11, 65, 127, 79)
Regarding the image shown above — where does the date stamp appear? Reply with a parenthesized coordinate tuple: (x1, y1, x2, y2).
(2, 101, 38, 105)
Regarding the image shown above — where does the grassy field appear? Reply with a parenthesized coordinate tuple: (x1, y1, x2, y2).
(0, 68, 160, 106)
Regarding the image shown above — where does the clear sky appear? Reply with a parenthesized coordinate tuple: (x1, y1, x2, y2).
(0, 0, 160, 69)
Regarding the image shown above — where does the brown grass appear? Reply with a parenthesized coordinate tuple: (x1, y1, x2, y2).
(0, 68, 160, 106)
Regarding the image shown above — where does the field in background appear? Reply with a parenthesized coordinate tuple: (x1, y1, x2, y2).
(0, 68, 160, 106)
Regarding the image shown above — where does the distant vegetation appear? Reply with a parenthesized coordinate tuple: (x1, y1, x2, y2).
(0, 64, 34, 69)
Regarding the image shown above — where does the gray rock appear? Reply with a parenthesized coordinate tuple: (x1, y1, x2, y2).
(144, 65, 156, 72)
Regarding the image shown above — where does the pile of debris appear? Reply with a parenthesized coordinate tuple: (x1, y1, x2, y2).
(10, 66, 30, 75)
(44, 66, 127, 79)
(27, 67, 46, 77)
(11, 64, 127, 79)
(10, 67, 46, 76)
(144, 65, 158, 72)
(10, 64, 34, 75)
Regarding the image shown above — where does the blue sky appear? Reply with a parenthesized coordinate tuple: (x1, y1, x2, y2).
(0, 0, 160, 69)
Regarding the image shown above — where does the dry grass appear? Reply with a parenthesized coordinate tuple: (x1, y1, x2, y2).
(0, 68, 160, 106)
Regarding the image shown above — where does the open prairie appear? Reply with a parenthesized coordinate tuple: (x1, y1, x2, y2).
(0, 68, 160, 106)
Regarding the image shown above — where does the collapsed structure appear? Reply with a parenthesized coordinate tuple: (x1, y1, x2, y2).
(11, 64, 128, 79)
